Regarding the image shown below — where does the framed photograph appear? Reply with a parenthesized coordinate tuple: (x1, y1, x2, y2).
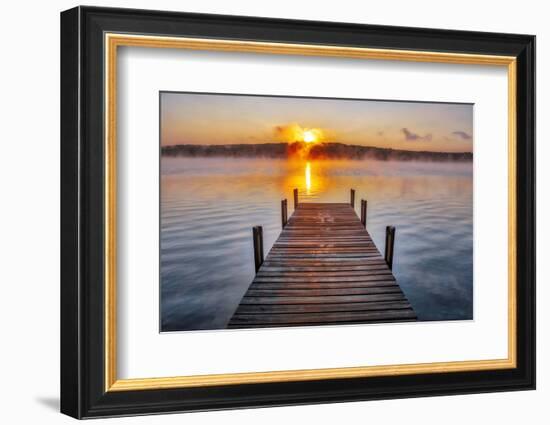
(60, 6, 535, 419)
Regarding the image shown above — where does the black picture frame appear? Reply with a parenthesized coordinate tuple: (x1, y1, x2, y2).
(61, 5, 535, 419)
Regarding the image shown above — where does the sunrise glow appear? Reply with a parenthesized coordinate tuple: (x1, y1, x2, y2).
(161, 92, 474, 153)
(303, 130, 316, 143)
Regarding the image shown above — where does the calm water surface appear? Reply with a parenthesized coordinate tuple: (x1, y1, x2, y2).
(161, 157, 473, 331)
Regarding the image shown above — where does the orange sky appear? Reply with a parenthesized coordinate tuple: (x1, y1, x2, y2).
(161, 92, 473, 153)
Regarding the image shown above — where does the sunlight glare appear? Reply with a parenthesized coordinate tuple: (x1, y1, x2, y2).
(303, 130, 316, 143)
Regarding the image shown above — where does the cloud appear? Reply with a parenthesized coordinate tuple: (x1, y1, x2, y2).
(452, 131, 472, 140)
(274, 123, 327, 143)
(401, 128, 432, 142)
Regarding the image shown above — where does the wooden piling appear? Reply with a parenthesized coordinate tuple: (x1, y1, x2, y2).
(281, 199, 288, 228)
(361, 199, 367, 227)
(350, 189, 355, 208)
(384, 225, 396, 270)
(253, 226, 264, 273)
(293, 188, 298, 209)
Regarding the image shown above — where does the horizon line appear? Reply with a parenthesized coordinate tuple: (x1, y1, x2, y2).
(161, 141, 473, 155)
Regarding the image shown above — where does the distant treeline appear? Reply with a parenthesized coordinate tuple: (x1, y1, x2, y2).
(161, 142, 473, 162)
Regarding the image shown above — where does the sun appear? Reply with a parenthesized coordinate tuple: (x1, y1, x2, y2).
(303, 130, 316, 143)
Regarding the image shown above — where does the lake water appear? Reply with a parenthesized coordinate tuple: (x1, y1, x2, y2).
(160, 157, 473, 332)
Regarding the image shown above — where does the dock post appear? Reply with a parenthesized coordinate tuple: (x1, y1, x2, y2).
(361, 199, 367, 227)
(253, 226, 264, 273)
(384, 226, 396, 270)
(350, 189, 355, 208)
(293, 188, 298, 210)
(281, 199, 288, 228)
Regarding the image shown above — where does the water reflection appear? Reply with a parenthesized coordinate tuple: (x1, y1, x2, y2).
(305, 161, 311, 194)
(161, 157, 473, 332)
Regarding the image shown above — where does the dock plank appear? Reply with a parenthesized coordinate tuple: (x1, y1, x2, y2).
(227, 201, 416, 328)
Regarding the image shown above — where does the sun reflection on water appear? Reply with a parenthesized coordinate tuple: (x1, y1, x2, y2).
(305, 161, 312, 194)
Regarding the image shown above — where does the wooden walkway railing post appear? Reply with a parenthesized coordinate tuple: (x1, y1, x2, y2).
(384, 225, 396, 270)
(350, 188, 355, 208)
(252, 225, 264, 273)
(281, 199, 288, 228)
(360, 199, 367, 227)
(293, 188, 298, 210)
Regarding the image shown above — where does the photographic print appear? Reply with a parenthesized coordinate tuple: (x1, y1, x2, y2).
(160, 92, 474, 332)
(61, 9, 535, 417)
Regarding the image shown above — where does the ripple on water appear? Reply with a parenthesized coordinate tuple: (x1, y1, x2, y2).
(160, 158, 473, 331)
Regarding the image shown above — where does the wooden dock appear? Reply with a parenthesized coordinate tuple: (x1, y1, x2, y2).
(228, 192, 416, 329)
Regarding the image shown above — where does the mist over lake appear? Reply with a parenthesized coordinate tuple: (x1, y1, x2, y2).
(160, 157, 473, 332)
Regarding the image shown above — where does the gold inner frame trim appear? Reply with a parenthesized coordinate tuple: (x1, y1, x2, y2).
(104, 33, 518, 392)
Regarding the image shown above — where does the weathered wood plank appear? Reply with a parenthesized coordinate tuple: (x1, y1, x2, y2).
(240, 294, 405, 305)
(243, 286, 401, 297)
(239, 292, 406, 306)
(253, 274, 395, 283)
(260, 265, 388, 272)
(248, 281, 398, 290)
(229, 309, 417, 326)
(234, 300, 412, 314)
(260, 269, 390, 274)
